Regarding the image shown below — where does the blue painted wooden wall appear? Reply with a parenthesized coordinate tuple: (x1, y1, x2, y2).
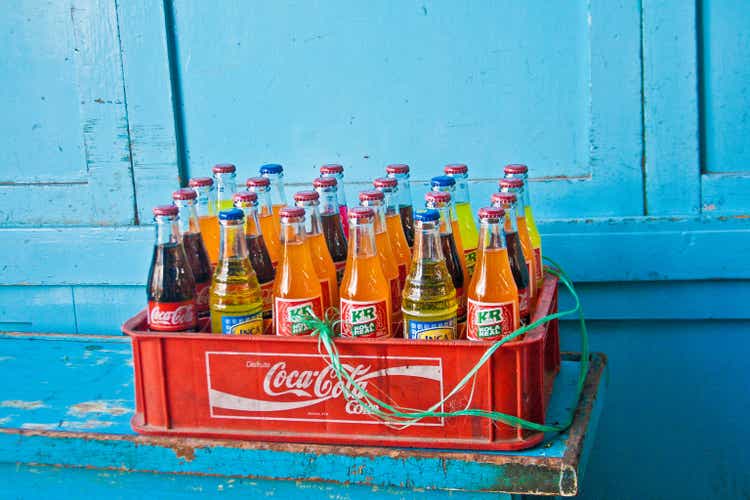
(1, 1, 749, 498)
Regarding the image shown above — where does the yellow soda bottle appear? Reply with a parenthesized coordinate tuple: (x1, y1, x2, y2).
(209, 208, 264, 335)
(503, 164, 543, 289)
(444, 164, 479, 277)
(402, 209, 458, 340)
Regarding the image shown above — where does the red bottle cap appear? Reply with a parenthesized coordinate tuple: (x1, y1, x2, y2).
(212, 163, 236, 174)
(348, 206, 375, 222)
(246, 176, 270, 188)
(424, 191, 452, 204)
(279, 206, 305, 219)
(499, 178, 524, 189)
(504, 164, 528, 175)
(373, 177, 397, 188)
(233, 191, 258, 203)
(189, 177, 213, 187)
(444, 163, 468, 175)
(320, 164, 344, 174)
(313, 177, 338, 188)
(153, 205, 178, 216)
(478, 207, 505, 220)
(294, 190, 320, 202)
(359, 190, 385, 202)
(385, 164, 410, 174)
(491, 192, 517, 205)
(172, 188, 197, 200)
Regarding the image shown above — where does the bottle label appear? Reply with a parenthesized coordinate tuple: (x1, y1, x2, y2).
(275, 297, 324, 336)
(260, 281, 274, 335)
(340, 299, 389, 338)
(455, 287, 467, 324)
(405, 317, 457, 340)
(320, 279, 332, 311)
(148, 300, 196, 331)
(466, 299, 518, 341)
(534, 247, 543, 281)
(219, 311, 264, 335)
(464, 248, 477, 277)
(334, 260, 347, 284)
(518, 287, 530, 325)
(195, 281, 210, 313)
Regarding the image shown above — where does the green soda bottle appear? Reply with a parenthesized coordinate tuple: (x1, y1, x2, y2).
(402, 209, 458, 340)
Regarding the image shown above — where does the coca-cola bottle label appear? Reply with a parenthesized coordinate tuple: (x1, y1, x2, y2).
(466, 299, 518, 341)
(195, 281, 210, 314)
(274, 297, 323, 336)
(148, 300, 196, 331)
(534, 248, 543, 281)
(340, 299, 388, 338)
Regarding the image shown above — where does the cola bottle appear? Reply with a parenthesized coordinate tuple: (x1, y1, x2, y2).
(146, 205, 197, 332)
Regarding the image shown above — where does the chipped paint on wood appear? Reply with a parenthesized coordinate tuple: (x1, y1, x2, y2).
(67, 400, 131, 417)
(1, 400, 48, 410)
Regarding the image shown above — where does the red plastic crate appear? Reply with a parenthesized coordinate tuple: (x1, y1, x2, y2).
(122, 274, 560, 451)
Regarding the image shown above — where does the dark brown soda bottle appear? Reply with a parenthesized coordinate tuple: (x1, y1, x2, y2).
(385, 164, 414, 248)
(173, 188, 212, 319)
(313, 176, 348, 283)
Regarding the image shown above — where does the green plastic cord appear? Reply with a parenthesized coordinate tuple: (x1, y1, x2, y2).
(297, 258, 590, 434)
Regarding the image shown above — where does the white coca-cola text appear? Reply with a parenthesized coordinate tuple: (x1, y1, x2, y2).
(149, 303, 195, 327)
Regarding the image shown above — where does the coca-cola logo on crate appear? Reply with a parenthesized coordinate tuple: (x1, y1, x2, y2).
(206, 352, 446, 426)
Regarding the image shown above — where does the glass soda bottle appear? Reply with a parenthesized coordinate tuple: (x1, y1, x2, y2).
(373, 177, 411, 289)
(339, 207, 392, 338)
(425, 191, 468, 337)
(259, 163, 287, 230)
(294, 190, 339, 313)
(490, 192, 531, 325)
(273, 206, 324, 336)
(359, 190, 403, 337)
(499, 178, 540, 296)
(504, 164, 543, 289)
(172, 188, 212, 319)
(313, 176, 348, 284)
(233, 191, 276, 335)
(444, 164, 479, 277)
(212, 163, 238, 212)
(402, 209, 458, 340)
(246, 176, 281, 269)
(189, 176, 219, 265)
(209, 208, 264, 335)
(466, 207, 520, 341)
(430, 175, 470, 283)
(320, 164, 349, 238)
(385, 164, 414, 248)
(147, 205, 197, 332)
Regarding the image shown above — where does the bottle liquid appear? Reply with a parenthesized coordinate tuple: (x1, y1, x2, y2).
(430, 175, 470, 284)
(385, 164, 414, 248)
(490, 192, 531, 325)
(504, 164, 543, 289)
(273, 206, 324, 336)
(294, 190, 339, 313)
(259, 163, 287, 230)
(466, 207, 520, 341)
(147, 205, 197, 332)
(320, 164, 349, 238)
(313, 176, 348, 284)
(402, 209, 458, 340)
(444, 164, 479, 277)
(209, 208, 264, 335)
(359, 190, 403, 337)
(425, 191, 468, 337)
(339, 207, 392, 338)
(173, 188, 212, 319)
(499, 178, 540, 297)
(233, 191, 276, 335)
(246, 176, 281, 269)
(189, 177, 219, 265)
(212, 163, 238, 212)
(373, 177, 411, 289)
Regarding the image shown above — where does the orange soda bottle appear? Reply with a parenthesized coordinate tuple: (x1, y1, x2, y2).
(359, 190, 403, 337)
(504, 164, 543, 290)
(294, 190, 339, 313)
(273, 206, 324, 336)
(466, 207, 520, 341)
(246, 176, 281, 268)
(430, 176, 470, 283)
(490, 192, 532, 325)
(373, 177, 411, 289)
(189, 176, 219, 265)
(499, 179, 538, 300)
(339, 207, 392, 338)
(259, 164, 287, 230)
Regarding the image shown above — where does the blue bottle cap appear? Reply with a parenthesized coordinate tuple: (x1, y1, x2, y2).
(218, 208, 245, 221)
(430, 175, 456, 187)
(260, 163, 283, 174)
(414, 209, 439, 222)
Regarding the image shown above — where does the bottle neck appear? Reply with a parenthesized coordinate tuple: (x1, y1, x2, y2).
(360, 200, 386, 234)
(280, 218, 306, 246)
(322, 173, 347, 205)
(429, 204, 454, 235)
(479, 220, 507, 251)
(154, 215, 180, 246)
(349, 219, 377, 258)
(263, 172, 287, 205)
(235, 202, 263, 237)
(430, 186, 458, 220)
(494, 201, 520, 234)
(450, 174, 470, 204)
(174, 199, 201, 235)
(413, 221, 444, 263)
(219, 219, 248, 261)
(296, 200, 324, 235)
(387, 172, 413, 207)
(316, 187, 340, 216)
(507, 173, 531, 206)
(248, 186, 274, 217)
(377, 187, 399, 217)
(502, 186, 527, 212)
(191, 186, 213, 217)
(214, 173, 237, 205)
